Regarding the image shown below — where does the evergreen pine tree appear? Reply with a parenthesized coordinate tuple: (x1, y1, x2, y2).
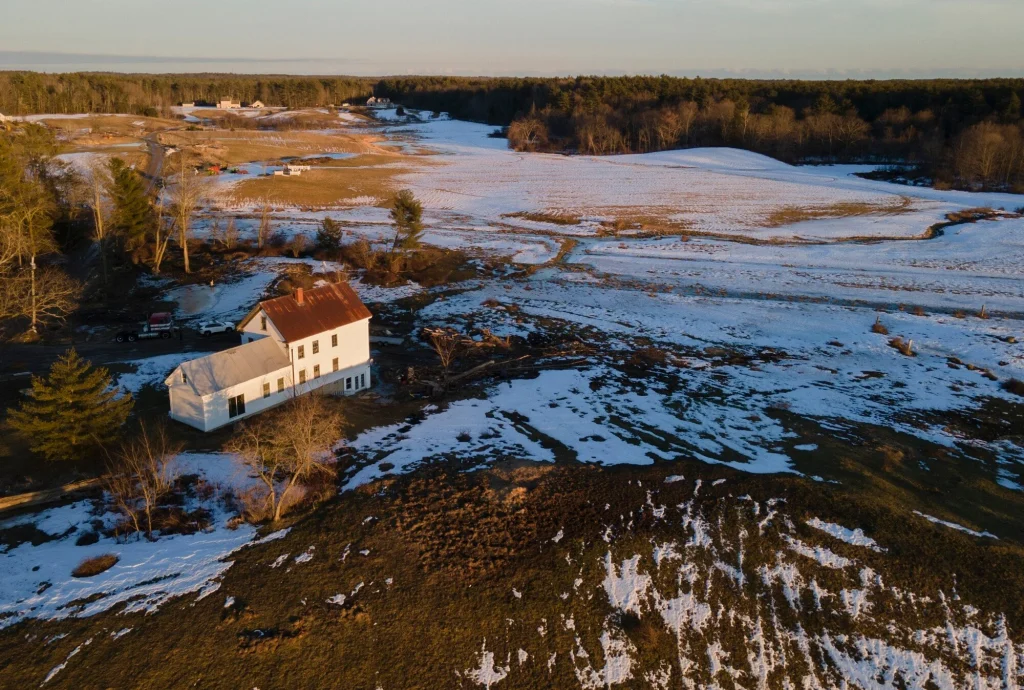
(389, 189, 423, 253)
(315, 216, 344, 251)
(107, 157, 153, 250)
(8, 349, 133, 461)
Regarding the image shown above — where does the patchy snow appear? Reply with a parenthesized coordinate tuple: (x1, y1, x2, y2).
(807, 518, 886, 553)
(573, 628, 636, 689)
(165, 266, 278, 321)
(0, 503, 257, 629)
(0, 452, 289, 630)
(345, 365, 799, 490)
(42, 637, 91, 685)
(603, 554, 651, 616)
(784, 535, 856, 569)
(465, 640, 510, 688)
(350, 277, 423, 304)
(913, 512, 1000, 539)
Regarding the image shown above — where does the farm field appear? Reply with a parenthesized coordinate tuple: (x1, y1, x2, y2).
(1, 107, 1023, 689)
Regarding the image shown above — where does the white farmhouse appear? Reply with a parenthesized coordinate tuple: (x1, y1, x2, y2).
(216, 97, 241, 110)
(165, 283, 373, 431)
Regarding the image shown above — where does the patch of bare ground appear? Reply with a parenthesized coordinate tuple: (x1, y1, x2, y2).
(2, 457, 1023, 689)
(764, 197, 914, 227)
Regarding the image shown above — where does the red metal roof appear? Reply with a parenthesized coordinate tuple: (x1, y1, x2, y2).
(238, 282, 371, 343)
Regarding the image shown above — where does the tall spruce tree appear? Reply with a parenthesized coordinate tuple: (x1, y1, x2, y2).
(8, 349, 133, 461)
(107, 157, 152, 251)
(315, 216, 344, 252)
(388, 189, 423, 253)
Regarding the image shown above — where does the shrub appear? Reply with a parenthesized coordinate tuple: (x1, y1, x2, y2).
(888, 337, 916, 357)
(1003, 378, 1024, 397)
(871, 316, 889, 335)
(289, 232, 311, 258)
(72, 553, 119, 578)
(912, 306, 926, 317)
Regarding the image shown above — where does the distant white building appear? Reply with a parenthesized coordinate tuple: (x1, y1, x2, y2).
(272, 164, 309, 176)
(248, 100, 265, 109)
(165, 283, 373, 431)
(216, 98, 241, 110)
(180, 102, 195, 108)
(366, 97, 391, 107)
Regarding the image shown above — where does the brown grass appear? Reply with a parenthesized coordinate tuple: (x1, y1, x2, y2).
(871, 316, 889, 335)
(72, 553, 119, 578)
(160, 130, 385, 167)
(765, 198, 913, 228)
(227, 166, 409, 207)
(1003, 378, 1024, 397)
(40, 115, 180, 139)
(503, 211, 582, 226)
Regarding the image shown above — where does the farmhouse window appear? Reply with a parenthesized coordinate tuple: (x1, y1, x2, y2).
(360, 373, 365, 388)
(313, 365, 321, 379)
(346, 377, 353, 391)
(263, 382, 270, 398)
(228, 394, 246, 418)
(297, 345, 305, 359)
(181, 371, 187, 384)
(332, 357, 339, 372)
(299, 369, 307, 384)
(260, 316, 267, 331)
(277, 377, 285, 393)
(312, 340, 319, 354)
(331, 334, 338, 347)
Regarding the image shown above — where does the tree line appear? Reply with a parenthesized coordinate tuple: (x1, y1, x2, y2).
(377, 75, 1024, 192)
(0, 72, 374, 116)
(3, 72, 1022, 191)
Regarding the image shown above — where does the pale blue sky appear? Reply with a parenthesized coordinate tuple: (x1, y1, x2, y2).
(1, 0, 1021, 76)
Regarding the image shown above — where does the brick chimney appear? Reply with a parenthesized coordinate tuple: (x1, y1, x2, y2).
(296, 287, 304, 305)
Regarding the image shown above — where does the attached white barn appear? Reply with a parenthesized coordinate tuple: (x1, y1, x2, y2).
(166, 282, 373, 431)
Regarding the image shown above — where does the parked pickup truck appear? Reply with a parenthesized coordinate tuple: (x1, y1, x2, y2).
(115, 312, 175, 343)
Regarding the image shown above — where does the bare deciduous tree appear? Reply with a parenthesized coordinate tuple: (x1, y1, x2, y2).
(258, 202, 272, 250)
(150, 198, 175, 274)
(228, 394, 344, 523)
(0, 265, 78, 332)
(105, 422, 182, 540)
(168, 150, 207, 274)
(426, 327, 465, 390)
(27, 267, 79, 331)
(85, 159, 114, 283)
